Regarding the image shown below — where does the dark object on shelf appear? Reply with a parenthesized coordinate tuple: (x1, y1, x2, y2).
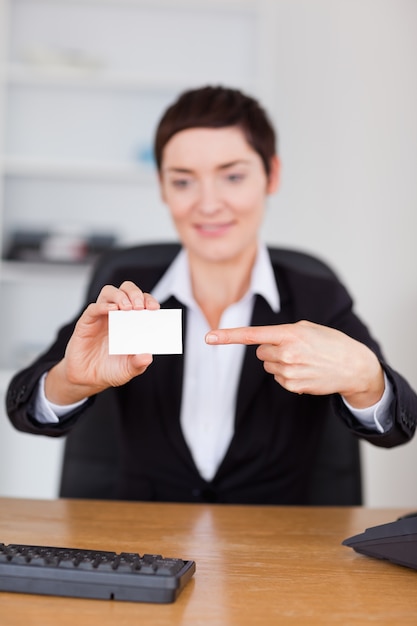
(4, 229, 117, 264)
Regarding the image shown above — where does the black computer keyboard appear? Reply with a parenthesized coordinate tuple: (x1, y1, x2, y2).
(0, 542, 196, 603)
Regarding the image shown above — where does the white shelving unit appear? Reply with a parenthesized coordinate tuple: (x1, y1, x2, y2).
(0, 0, 275, 498)
(0, 0, 274, 368)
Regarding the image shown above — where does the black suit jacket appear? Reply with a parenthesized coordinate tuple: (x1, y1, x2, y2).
(6, 245, 417, 504)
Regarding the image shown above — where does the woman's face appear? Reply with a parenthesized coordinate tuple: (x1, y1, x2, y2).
(159, 127, 279, 265)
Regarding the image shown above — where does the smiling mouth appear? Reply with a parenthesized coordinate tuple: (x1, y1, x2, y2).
(195, 222, 233, 235)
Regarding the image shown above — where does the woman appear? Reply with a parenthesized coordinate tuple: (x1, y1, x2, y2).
(6, 86, 417, 504)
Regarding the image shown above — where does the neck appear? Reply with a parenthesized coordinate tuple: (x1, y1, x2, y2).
(188, 243, 258, 329)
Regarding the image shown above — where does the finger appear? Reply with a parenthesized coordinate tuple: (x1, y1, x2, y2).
(129, 353, 154, 373)
(76, 301, 120, 329)
(119, 281, 160, 310)
(143, 292, 161, 311)
(118, 281, 150, 310)
(205, 325, 286, 346)
(97, 284, 135, 309)
(97, 282, 160, 311)
(261, 359, 309, 395)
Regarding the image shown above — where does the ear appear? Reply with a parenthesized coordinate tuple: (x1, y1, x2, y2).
(266, 156, 281, 195)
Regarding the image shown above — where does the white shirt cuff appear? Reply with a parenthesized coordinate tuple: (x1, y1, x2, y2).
(33, 372, 88, 424)
(341, 372, 394, 433)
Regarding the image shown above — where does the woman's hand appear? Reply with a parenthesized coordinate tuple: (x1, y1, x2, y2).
(205, 320, 385, 408)
(45, 281, 160, 405)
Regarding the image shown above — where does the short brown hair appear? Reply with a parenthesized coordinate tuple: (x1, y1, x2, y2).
(154, 85, 277, 177)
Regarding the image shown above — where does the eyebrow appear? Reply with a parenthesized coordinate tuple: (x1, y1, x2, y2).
(163, 167, 193, 174)
(163, 160, 252, 175)
(218, 159, 251, 170)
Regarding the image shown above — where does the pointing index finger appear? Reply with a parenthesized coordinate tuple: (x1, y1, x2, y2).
(205, 325, 283, 346)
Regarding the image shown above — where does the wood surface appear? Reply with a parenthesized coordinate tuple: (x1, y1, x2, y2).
(0, 497, 416, 625)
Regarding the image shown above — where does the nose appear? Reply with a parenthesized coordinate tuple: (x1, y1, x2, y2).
(196, 180, 221, 215)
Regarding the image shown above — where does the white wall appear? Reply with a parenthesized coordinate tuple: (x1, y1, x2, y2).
(259, 0, 417, 507)
(1, 0, 416, 506)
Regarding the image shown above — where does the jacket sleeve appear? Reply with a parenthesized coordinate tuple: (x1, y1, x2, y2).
(333, 363, 417, 448)
(5, 244, 178, 438)
(290, 267, 417, 447)
(6, 316, 95, 437)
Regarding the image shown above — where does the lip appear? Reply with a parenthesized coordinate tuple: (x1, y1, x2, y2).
(194, 222, 234, 237)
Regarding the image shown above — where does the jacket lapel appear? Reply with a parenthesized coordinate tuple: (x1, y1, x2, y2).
(153, 296, 200, 473)
(234, 264, 293, 429)
(234, 295, 288, 429)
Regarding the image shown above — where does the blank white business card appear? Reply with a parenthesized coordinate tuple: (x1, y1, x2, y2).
(108, 309, 183, 355)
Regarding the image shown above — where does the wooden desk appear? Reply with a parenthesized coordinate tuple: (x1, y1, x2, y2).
(0, 498, 416, 625)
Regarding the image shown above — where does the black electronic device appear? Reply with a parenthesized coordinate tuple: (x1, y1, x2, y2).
(0, 542, 196, 603)
(342, 513, 417, 571)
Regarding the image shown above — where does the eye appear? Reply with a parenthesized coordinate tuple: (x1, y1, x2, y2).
(226, 172, 245, 183)
(171, 178, 192, 189)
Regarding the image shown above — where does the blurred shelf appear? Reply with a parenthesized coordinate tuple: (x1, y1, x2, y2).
(4, 63, 193, 92)
(0, 259, 92, 283)
(0, 156, 157, 183)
